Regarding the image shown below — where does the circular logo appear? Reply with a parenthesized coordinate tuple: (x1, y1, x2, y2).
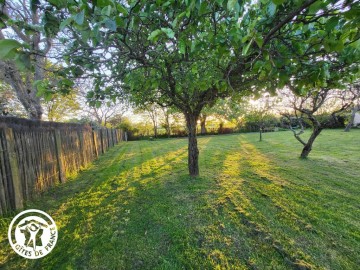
(8, 209, 58, 259)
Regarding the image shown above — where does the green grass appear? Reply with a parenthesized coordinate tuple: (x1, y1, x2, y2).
(0, 129, 359, 269)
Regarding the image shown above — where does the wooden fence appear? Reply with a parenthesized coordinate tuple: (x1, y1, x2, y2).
(0, 117, 123, 214)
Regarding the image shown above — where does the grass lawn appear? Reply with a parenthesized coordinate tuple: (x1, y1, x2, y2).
(0, 129, 359, 269)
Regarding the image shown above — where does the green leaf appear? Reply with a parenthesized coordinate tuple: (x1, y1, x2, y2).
(87, 91, 95, 99)
(259, 70, 266, 80)
(272, 0, 285, 5)
(97, 0, 113, 8)
(43, 90, 54, 102)
(47, 0, 67, 8)
(60, 17, 73, 30)
(104, 19, 117, 31)
(115, 16, 125, 28)
(309, 1, 324, 14)
(179, 40, 186, 55)
(95, 101, 102, 108)
(254, 35, 263, 48)
(191, 65, 198, 74)
(116, 4, 128, 15)
(198, 1, 208, 15)
(333, 40, 344, 52)
(324, 38, 345, 52)
(74, 10, 85, 25)
(350, 39, 360, 50)
(267, 2, 276, 17)
(344, 8, 360, 20)
(0, 39, 22, 59)
(242, 38, 253, 56)
(101, 5, 112, 16)
(33, 80, 43, 90)
(44, 11, 60, 37)
(191, 41, 196, 52)
(14, 52, 31, 71)
(147, 29, 162, 41)
(161, 28, 175, 39)
(72, 66, 84, 77)
(58, 78, 75, 89)
(325, 17, 339, 32)
(227, 0, 237, 11)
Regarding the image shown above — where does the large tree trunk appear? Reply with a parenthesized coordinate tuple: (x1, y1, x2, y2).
(344, 105, 360, 132)
(0, 61, 43, 119)
(300, 126, 322, 158)
(185, 113, 199, 177)
(0, 2, 49, 120)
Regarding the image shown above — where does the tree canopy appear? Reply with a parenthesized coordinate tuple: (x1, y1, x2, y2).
(1, 0, 359, 176)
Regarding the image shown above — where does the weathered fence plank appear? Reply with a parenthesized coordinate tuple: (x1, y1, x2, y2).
(4, 127, 23, 209)
(54, 130, 66, 183)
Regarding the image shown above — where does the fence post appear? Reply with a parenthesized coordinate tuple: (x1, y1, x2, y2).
(77, 129, 85, 166)
(100, 129, 104, 154)
(110, 129, 114, 146)
(4, 127, 23, 209)
(117, 129, 120, 143)
(54, 130, 66, 183)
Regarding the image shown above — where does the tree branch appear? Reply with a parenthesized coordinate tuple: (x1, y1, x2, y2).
(263, 0, 317, 46)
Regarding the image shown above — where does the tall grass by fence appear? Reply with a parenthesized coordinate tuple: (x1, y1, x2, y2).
(0, 117, 123, 214)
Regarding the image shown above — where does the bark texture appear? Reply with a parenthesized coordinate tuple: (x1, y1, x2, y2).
(300, 126, 322, 158)
(185, 113, 199, 177)
(344, 105, 360, 132)
(300, 115, 322, 158)
(0, 61, 43, 119)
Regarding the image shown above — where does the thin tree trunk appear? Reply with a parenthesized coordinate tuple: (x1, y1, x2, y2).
(153, 124, 157, 138)
(200, 114, 207, 135)
(185, 113, 199, 177)
(344, 105, 359, 132)
(300, 126, 322, 158)
(165, 113, 171, 138)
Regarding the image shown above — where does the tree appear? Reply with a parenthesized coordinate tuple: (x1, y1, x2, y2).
(197, 103, 223, 135)
(5, 0, 359, 176)
(135, 103, 161, 138)
(0, 81, 27, 117)
(160, 107, 176, 138)
(281, 84, 360, 158)
(108, 113, 127, 128)
(246, 94, 280, 141)
(77, 80, 129, 126)
(344, 86, 360, 132)
(210, 98, 247, 130)
(84, 100, 127, 126)
(44, 92, 80, 121)
(0, 0, 58, 119)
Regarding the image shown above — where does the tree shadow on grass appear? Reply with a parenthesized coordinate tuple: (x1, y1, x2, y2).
(2, 137, 233, 270)
(1, 135, 358, 269)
